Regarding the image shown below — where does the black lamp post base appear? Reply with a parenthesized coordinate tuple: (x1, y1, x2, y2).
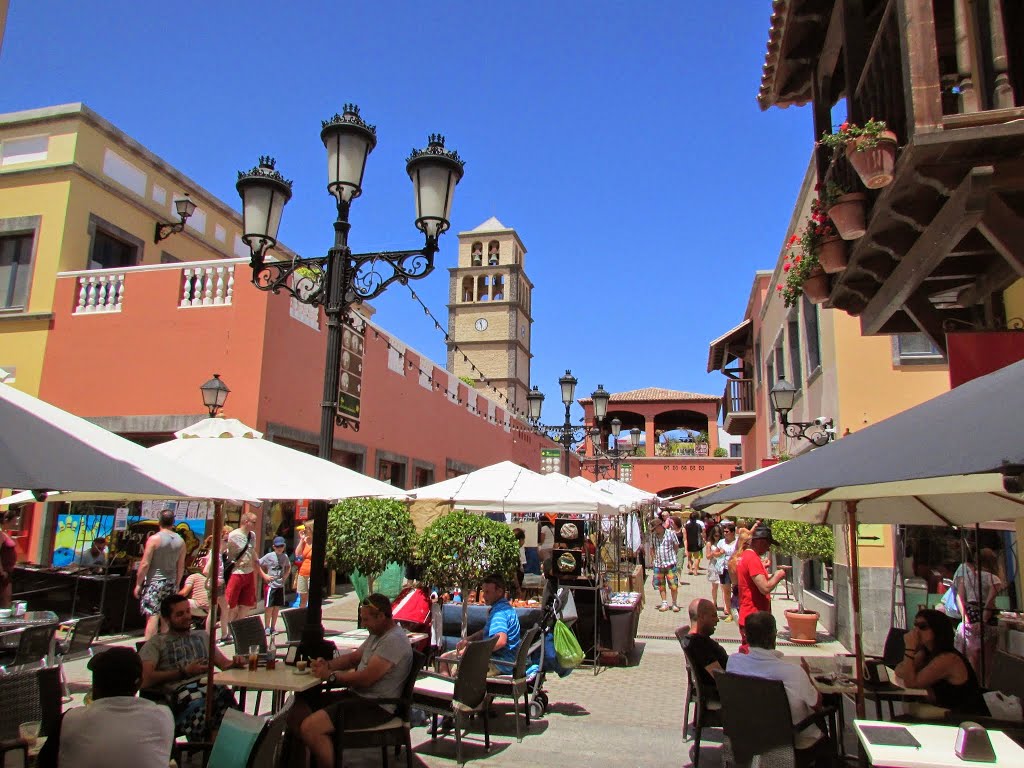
(298, 624, 336, 661)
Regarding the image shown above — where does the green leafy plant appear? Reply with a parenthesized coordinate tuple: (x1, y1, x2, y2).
(418, 509, 520, 638)
(325, 497, 416, 594)
(821, 180, 850, 206)
(713, 447, 728, 457)
(696, 430, 710, 445)
(458, 375, 476, 387)
(776, 197, 837, 308)
(769, 520, 835, 564)
(818, 118, 890, 152)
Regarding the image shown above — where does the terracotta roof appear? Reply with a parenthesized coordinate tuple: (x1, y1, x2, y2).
(578, 387, 720, 404)
(756, 0, 832, 111)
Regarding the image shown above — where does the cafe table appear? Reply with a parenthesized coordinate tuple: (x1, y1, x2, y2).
(211, 662, 322, 713)
(854, 720, 1024, 767)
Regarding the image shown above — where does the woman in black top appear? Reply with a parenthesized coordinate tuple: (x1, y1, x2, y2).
(895, 608, 988, 715)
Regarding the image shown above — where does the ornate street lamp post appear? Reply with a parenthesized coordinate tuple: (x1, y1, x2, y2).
(589, 418, 642, 479)
(235, 105, 464, 657)
(199, 374, 230, 418)
(768, 378, 834, 447)
(527, 372, 614, 476)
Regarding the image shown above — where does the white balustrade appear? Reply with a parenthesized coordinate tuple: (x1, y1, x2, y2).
(180, 264, 234, 308)
(289, 297, 320, 330)
(74, 273, 125, 313)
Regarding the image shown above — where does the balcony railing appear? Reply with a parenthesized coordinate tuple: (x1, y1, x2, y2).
(722, 378, 754, 418)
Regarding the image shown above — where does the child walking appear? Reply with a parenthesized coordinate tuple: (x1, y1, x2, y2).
(258, 536, 291, 634)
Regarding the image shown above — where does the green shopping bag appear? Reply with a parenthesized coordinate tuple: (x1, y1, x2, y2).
(553, 619, 584, 669)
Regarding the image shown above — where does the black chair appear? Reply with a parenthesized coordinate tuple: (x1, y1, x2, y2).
(674, 627, 722, 768)
(486, 626, 542, 742)
(55, 614, 105, 700)
(280, 607, 341, 648)
(0, 666, 62, 767)
(717, 672, 837, 768)
(331, 650, 426, 767)
(173, 699, 292, 768)
(413, 636, 498, 766)
(230, 616, 267, 713)
(0, 622, 58, 673)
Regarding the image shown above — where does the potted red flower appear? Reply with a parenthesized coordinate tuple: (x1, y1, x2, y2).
(777, 232, 829, 308)
(819, 118, 898, 189)
(823, 181, 867, 240)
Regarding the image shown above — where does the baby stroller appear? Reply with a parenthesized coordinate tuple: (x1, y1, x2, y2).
(522, 585, 574, 719)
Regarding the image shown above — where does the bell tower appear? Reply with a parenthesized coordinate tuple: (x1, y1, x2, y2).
(447, 217, 533, 416)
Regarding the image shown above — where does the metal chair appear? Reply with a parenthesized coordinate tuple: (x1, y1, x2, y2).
(55, 613, 105, 700)
(485, 626, 541, 742)
(717, 672, 836, 768)
(280, 607, 341, 647)
(331, 650, 426, 767)
(0, 622, 58, 673)
(0, 666, 62, 767)
(675, 627, 722, 768)
(413, 636, 498, 766)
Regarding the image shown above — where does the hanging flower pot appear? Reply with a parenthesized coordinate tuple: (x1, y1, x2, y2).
(827, 192, 867, 240)
(818, 236, 848, 274)
(845, 131, 898, 189)
(802, 266, 829, 304)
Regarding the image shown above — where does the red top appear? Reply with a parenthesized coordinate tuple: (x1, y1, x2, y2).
(737, 549, 770, 625)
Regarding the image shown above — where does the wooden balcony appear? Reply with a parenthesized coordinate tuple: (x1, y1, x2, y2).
(721, 378, 755, 436)
(760, 0, 1024, 353)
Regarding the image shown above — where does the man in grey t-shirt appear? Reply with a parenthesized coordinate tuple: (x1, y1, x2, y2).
(292, 593, 412, 768)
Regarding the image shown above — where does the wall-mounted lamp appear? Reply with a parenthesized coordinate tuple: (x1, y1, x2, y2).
(769, 378, 834, 447)
(154, 195, 198, 243)
(199, 373, 230, 418)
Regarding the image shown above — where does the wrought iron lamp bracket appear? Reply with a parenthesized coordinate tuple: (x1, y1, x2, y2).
(780, 415, 834, 447)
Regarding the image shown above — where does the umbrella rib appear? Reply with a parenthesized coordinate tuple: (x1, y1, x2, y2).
(912, 496, 956, 527)
(990, 492, 1024, 509)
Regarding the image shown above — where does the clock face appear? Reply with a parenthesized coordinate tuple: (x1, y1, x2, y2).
(475, 318, 488, 331)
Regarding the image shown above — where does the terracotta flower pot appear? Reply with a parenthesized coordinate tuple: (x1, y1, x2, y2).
(802, 266, 829, 304)
(785, 609, 820, 645)
(817, 236, 848, 274)
(827, 192, 867, 240)
(845, 131, 897, 189)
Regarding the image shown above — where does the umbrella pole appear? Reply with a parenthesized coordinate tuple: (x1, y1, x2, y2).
(976, 523, 985, 684)
(205, 501, 223, 739)
(847, 500, 866, 719)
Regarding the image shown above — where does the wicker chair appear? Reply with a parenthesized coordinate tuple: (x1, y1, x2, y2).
(717, 672, 836, 768)
(0, 622, 58, 673)
(413, 636, 498, 766)
(331, 650, 426, 767)
(674, 626, 722, 768)
(0, 666, 62, 767)
(485, 626, 541, 742)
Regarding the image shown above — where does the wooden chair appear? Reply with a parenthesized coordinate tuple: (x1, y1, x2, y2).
(485, 626, 541, 742)
(0, 666, 62, 767)
(331, 650, 426, 767)
(717, 672, 836, 768)
(413, 636, 498, 766)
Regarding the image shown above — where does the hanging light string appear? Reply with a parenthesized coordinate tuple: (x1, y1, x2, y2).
(355, 303, 539, 438)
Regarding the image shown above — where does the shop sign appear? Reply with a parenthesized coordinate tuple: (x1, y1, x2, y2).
(338, 320, 364, 426)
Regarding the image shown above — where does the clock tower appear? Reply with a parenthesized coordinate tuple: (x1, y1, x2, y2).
(447, 217, 533, 416)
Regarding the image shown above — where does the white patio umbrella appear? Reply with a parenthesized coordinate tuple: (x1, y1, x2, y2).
(0, 384, 254, 502)
(148, 418, 400, 501)
(666, 463, 782, 510)
(592, 478, 659, 507)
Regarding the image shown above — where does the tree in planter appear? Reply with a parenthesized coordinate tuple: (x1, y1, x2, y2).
(713, 447, 728, 457)
(770, 519, 835, 611)
(325, 497, 416, 595)
(417, 509, 519, 640)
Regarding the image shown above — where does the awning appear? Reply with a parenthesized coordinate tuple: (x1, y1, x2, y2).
(706, 319, 752, 373)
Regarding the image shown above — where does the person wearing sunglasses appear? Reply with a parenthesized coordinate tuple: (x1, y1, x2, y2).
(894, 608, 988, 716)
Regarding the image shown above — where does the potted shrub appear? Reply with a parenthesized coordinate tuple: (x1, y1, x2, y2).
(819, 118, 898, 189)
(806, 197, 847, 275)
(326, 497, 417, 595)
(777, 233, 829, 308)
(770, 520, 836, 644)
(417, 509, 519, 640)
(822, 180, 867, 240)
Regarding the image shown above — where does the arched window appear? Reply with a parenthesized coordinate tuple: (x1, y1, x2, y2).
(462, 276, 474, 302)
(471, 242, 483, 267)
(477, 275, 489, 301)
(492, 274, 504, 300)
(488, 240, 500, 266)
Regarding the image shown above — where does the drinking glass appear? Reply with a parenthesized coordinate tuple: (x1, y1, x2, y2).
(19, 721, 41, 746)
(248, 645, 260, 672)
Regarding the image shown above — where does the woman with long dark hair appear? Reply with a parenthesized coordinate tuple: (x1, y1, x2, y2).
(895, 608, 988, 716)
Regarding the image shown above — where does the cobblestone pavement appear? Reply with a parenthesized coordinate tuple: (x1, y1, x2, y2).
(58, 569, 846, 767)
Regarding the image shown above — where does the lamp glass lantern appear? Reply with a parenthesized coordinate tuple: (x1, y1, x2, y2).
(526, 386, 545, 422)
(610, 418, 622, 437)
(174, 195, 197, 221)
(200, 374, 230, 417)
(769, 378, 798, 418)
(406, 134, 465, 239)
(591, 384, 610, 422)
(321, 105, 377, 204)
(629, 427, 642, 449)
(558, 371, 578, 407)
(236, 158, 293, 264)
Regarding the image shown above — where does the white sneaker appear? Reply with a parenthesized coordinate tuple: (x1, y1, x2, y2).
(657, 601, 669, 612)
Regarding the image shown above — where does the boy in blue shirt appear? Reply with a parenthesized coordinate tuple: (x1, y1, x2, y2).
(258, 537, 291, 634)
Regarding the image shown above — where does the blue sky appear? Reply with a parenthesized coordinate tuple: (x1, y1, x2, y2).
(1, 2, 818, 426)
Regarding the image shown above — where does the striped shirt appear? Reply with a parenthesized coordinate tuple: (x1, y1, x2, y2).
(653, 529, 680, 568)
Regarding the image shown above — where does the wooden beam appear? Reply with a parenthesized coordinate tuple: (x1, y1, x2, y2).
(977, 193, 1024, 277)
(842, 0, 867, 123)
(956, 259, 1018, 307)
(898, 0, 945, 133)
(902, 290, 949, 356)
(817, 0, 846, 86)
(860, 165, 994, 335)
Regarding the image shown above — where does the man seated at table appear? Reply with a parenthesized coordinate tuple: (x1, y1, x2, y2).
(456, 573, 522, 674)
(74, 537, 108, 569)
(291, 593, 413, 768)
(682, 598, 728, 696)
(38, 646, 174, 768)
(727, 611, 828, 757)
(139, 594, 241, 741)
